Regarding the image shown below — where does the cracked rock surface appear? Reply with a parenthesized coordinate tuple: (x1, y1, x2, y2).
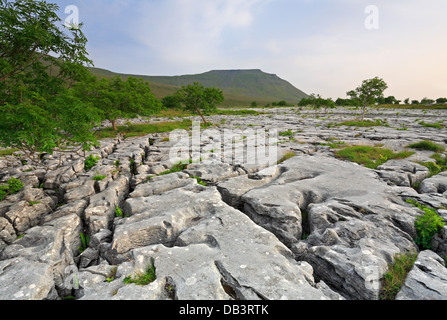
(1, 107, 447, 300)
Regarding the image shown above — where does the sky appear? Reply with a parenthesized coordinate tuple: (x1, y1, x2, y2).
(56, 0, 447, 101)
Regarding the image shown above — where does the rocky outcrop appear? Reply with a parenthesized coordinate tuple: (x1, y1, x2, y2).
(1, 107, 447, 300)
(396, 250, 447, 300)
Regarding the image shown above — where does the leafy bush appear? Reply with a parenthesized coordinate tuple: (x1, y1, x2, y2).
(84, 155, 100, 171)
(407, 199, 445, 249)
(0, 178, 24, 201)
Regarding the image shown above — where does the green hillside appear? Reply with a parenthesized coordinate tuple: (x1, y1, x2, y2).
(87, 67, 308, 107)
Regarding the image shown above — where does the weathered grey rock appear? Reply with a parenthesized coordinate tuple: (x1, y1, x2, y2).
(431, 227, 447, 258)
(419, 172, 447, 194)
(0, 257, 59, 300)
(64, 179, 96, 203)
(217, 166, 280, 210)
(0, 217, 16, 246)
(5, 199, 55, 234)
(220, 155, 421, 300)
(111, 184, 221, 256)
(129, 172, 195, 198)
(0, 213, 82, 299)
(184, 161, 244, 184)
(396, 250, 447, 300)
(84, 175, 130, 235)
(376, 160, 430, 187)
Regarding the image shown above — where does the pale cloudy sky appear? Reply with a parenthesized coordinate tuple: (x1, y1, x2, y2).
(57, 0, 447, 101)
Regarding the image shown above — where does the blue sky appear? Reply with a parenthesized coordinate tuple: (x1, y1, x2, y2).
(57, 0, 447, 101)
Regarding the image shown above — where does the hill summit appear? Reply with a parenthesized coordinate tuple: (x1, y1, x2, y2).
(87, 67, 308, 107)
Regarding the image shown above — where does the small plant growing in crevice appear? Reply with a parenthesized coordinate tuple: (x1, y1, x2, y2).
(84, 155, 100, 171)
(115, 206, 123, 218)
(123, 259, 156, 286)
(0, 177, 24, 201)
(277, 152, 296, 164)
(380, 251, 418, 300)
(106, 267, 118, 283)
(78, 233, 90, 254)
(407, 199, 445, 250)
(93, 174, 107, 181)
(193, 176, 207, 186)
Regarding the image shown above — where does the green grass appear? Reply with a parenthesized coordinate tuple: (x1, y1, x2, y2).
(279, 130, 294, 137)
(407, 140, 445, 153)
(158, 162, 189, 176)
(419, 121, 444, 129)
(93, 175, 107, 181)
(95, 120, 194, 139)
(277, 152, 296, 164)
(193, 176, 207, 186)
(78, 233, 90, 254)
(334, 146, 415, 169)
(0, 148, 19, 157)
(123, 259, 156, 286)
(331, 119, 388, 128)
(380, 251, 418, 300)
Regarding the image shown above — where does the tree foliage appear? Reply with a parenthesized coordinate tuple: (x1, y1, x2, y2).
(298, 94, 335, 115)
(73, 75, 162, 130)
(176, 82, 224, 125)
(0, 0, 99, 168)
(347, 77, 388, 121)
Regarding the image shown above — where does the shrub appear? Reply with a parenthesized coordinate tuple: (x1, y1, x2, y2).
(407, 199, 445, 250)
(84, 155, 100, 171)
(93, 175, 107, 181)
(0, 178, 24, 201)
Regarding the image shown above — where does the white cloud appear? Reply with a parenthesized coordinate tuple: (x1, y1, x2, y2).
(127, 0, 268, 73)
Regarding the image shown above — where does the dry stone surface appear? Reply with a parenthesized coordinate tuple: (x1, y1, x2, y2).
(1, 107, 447, 300)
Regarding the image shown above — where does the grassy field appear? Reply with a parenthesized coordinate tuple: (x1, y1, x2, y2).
(335, 146, 415, 169)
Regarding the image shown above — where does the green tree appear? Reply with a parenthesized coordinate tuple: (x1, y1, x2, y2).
(74, 75, 162, 131)
(321, 97, 336, 114)
(162, 94, 182, 109)
(436, 97, 447, 104)
(421, 97, 435, 105)
(0, 0, 100, 168)
(307, 93, 324, 116)
(347, 77, 388, 121)
(176, 82, 224, 125)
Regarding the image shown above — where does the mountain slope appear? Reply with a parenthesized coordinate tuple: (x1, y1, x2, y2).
(87, 67, 308, 106)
